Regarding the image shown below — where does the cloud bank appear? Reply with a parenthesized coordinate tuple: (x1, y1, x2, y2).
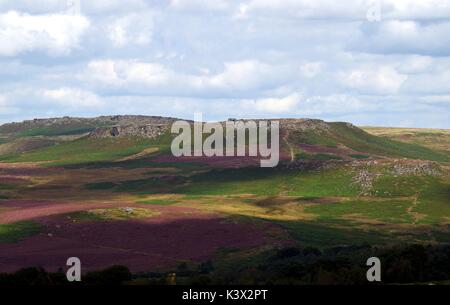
(0, 0, 449, 128)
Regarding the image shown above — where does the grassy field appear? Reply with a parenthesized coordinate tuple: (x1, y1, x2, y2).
(363, 126, 450, 154)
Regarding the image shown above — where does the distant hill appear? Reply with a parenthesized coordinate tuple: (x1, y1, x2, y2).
(363, 126, 450, 154)
(0, 115, 179, 137)
(0, 116, 448, 164)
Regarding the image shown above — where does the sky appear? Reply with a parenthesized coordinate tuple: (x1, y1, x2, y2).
(0, 0, 449, 128)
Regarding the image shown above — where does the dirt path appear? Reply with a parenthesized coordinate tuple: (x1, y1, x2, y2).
(406, 194, 425, 224)
(282, 130, 295, 162)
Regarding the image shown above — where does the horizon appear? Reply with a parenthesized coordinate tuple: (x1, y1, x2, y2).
(1, 1, 449, 128)
(1, 114, 450, 130)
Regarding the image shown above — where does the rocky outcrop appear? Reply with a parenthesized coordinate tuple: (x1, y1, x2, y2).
(390, 160, 442, 176)
(89, 124, 169, 139)
(279, 119, 331, 132)
(352, 170, 380, 195)
(0, 115, 180, 136)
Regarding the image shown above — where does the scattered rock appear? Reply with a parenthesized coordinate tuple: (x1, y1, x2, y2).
(353, 170, 380, 195)
(390, 161, 441, 176)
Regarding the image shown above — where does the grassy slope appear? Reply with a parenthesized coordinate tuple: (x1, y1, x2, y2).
(328, 123, 449, 162)
(288, 123, 448, 162)
(363, 126, 450, 153)
(0, 120, 111, 138)
(0, 119, 116, 157)
(0, 221, 42, 243)
(0, 133, 173, 166)
(0, 137, 59, 156)
(174, 167, 358, 197)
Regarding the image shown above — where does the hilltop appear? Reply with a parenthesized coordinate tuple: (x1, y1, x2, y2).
(0, 116, 448, 164)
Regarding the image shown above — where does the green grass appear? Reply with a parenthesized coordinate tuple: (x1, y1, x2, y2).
(285, 169, 358, 197)
(0, 120, 114, 137)
(175, 168, 285, 196)
(289, 129, 338, 147)
(116, 176, 187, 194)
(349, 154, 370, 159)
(71, 159, 204, 171)
(174, 167, 359, 197)
(305, 199, 414, 224)
(314, 153, 342, 160)
(414, 180, 450, 224)
(329, 123, 449, 162)
(0, 221, 42, 243)
(136, 199, 179, 206)
(17, 126, 97, 137)
(0, 137, 158, 166)
(286, 123, 448, 162)
(295, 152, 342, 160)
(277, 220, 388, 248)
(372, 175, 437, 197)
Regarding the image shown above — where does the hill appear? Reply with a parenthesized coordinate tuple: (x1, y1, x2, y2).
(0, 116, 448, 164)
(0, 115, 448, 284)
(363, 126, 450, 154)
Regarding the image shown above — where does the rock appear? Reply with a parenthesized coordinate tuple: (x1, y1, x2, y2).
(90, 123, 171, 139)
(390, 161, 441, 176)
(352, 170, 380, 194)
(123, 207, 134, 214)
(280, 119, 331, 132)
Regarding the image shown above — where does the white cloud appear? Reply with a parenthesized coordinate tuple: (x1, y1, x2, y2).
(402, 70, 450, 94)
(86, 60, 172, 86)
(340, 65, 408, 94)
(0, 94, 19, 114)
(356, 20, 450, 55)
(247, 93, 370, 116)
(0, 11, 90, 56)
(299, 94, 369, 115)
(300, 62, 323, 78)
(42, 87, 104, 107)
(169, 0, 229, 12)
(254, 93, 302, 113)
(108, 13, 153, 47)
(237, 0, 371, 20)
(383, 0, 450, 20)
(0, 0, 449, 128)
(0, 0, 148, 15)
(397, 55, 433, 74)
(84, 59, 286, 95)
(237, 0, 450, 21)
(206, 60, 278, 90)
